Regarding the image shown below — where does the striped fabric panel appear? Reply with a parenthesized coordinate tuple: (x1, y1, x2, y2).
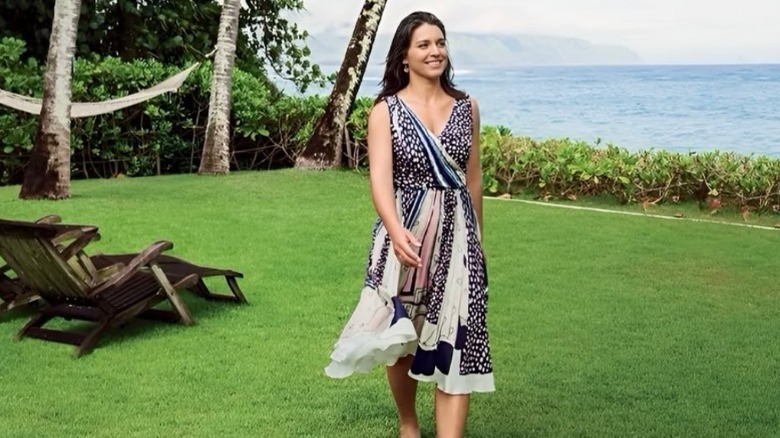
(397, 99, 465, 189)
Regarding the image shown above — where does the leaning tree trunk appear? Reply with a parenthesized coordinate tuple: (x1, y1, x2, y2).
(295, 0, 387, 170)
(19, 0, 82, 199)
(199, 0, 241, 175)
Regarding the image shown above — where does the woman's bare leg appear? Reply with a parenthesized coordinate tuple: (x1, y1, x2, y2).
(387, 355, 420, 438)
(434, 388, 469, 438)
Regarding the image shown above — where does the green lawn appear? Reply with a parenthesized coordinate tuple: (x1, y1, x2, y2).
(1, 170, 778, 437)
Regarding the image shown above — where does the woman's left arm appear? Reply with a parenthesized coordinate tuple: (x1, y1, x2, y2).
(466, 97, 483, 239)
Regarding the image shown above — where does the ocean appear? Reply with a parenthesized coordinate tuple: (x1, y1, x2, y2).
(350, 64, 780, 157)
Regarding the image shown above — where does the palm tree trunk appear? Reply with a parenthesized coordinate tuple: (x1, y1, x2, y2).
(198, 0, 241, 175)
(295, 0, 387, 170)
(19, 0, 82, 199)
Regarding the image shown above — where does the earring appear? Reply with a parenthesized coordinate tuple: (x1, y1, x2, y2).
(403, 64, 409, 73)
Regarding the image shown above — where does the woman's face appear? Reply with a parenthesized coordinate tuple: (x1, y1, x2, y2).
(404, 23, 448, 80)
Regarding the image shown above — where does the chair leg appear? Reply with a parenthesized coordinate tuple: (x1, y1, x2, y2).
(16, 310, 55, 341)
(149, 263, 195, 326)
(74, 320, 110, 358)
(190, 279, 211, 299)
(226, 276, 248, 303)
(195, 277, 248, 303)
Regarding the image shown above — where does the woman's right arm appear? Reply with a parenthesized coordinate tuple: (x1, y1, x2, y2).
(367, 101, 422, 268)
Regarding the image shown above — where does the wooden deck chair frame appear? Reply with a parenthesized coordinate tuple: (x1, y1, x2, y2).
(0, 218, 196, 357)
(2, 215, 248, 316)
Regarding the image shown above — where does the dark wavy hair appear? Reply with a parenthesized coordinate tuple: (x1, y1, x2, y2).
(375, 11, 466, 103)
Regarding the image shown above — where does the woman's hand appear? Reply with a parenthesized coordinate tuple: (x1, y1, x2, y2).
(389, 228, 422, 268)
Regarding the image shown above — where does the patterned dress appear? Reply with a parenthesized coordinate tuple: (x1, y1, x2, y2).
(325, 94, 494, 395)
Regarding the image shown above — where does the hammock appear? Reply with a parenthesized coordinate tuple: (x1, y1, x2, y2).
(0, 63, 200, 118)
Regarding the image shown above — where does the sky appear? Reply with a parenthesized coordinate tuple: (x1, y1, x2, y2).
(292, 0, 780, 64)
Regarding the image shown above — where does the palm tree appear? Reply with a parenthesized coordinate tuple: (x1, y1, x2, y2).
(19, 0, 82, 199)
(295, 0, 387, 169)
(199, 0, 241, 175)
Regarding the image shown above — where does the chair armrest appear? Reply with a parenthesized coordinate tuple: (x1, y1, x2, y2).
(59, 228, 101, 261)
(34, 214, 62, 225)
(52, 227, 101, 248)
(90, 241, 174, 296)
(94, 262, 124, 282)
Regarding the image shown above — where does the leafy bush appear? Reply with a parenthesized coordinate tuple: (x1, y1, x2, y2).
(480, 126, 780, 213)
(0, 37, 41, 184)
(0, 38, 330, 184)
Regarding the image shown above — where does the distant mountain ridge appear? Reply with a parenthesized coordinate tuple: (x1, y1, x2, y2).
(306, 31, 642, 68)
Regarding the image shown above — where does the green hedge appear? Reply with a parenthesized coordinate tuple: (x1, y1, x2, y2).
(0, 37, 335, 184)
(481, 125, 780, 212)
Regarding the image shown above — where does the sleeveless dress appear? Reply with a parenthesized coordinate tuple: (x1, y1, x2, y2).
(325, 94, 494, 395)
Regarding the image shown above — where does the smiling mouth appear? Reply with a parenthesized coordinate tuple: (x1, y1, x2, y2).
(426, 60, 444, 67)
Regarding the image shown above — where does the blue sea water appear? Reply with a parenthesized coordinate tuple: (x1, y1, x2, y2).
(353, 64, 780, 157)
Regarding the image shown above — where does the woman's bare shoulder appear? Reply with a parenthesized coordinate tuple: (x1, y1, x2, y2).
(368, 99, 390, 124)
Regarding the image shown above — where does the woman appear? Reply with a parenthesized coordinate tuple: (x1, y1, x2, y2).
(326, 11, 494, 438)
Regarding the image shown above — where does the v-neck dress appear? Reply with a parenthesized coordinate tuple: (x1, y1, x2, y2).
(326, 94, 494, 395)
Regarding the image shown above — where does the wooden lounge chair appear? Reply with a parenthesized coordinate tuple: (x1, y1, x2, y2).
(0, 218, 197, 357)
(0, 214, 90, 314)
(2, 215, 247, 315)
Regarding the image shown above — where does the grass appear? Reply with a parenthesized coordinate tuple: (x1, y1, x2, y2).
(1, 170, 778, 437)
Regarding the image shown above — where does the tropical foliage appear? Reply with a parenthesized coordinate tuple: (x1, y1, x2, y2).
(0, 0, 324, 90)
(0, 38, 327, 183)
(480, 126, 780, 213)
